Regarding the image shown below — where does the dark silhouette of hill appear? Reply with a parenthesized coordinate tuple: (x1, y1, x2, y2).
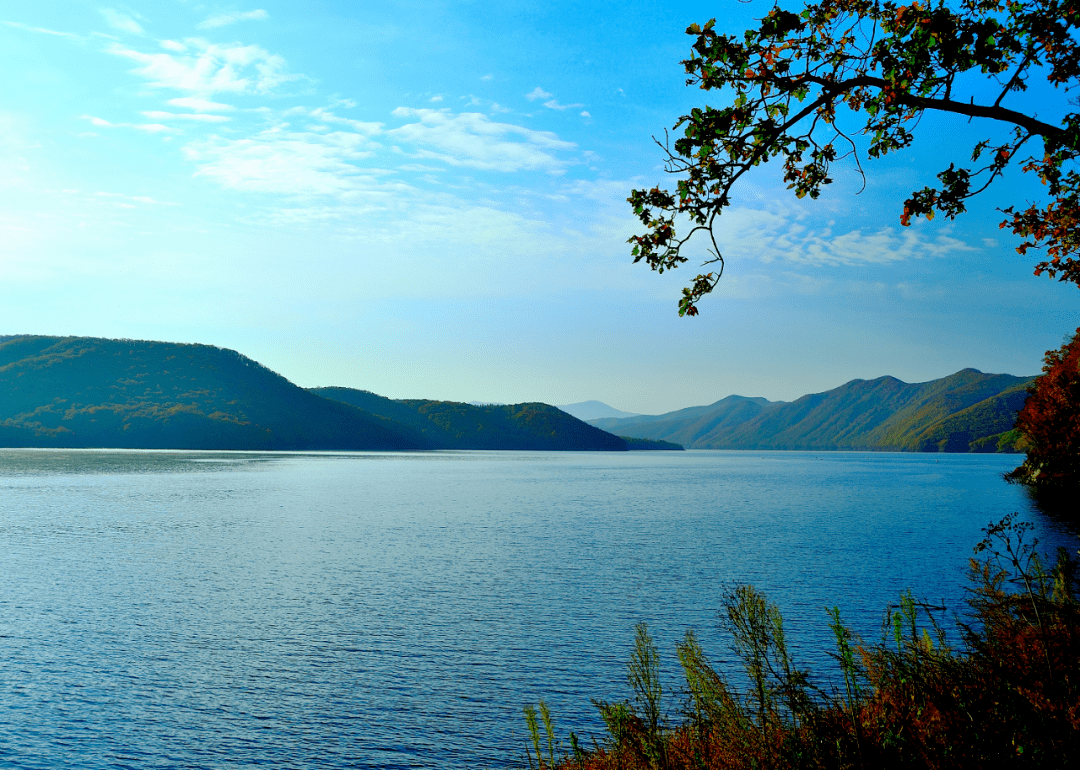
(588, 369, 1035, 451)
(0, 336, 421, 450)
(310, 387, 636, 450)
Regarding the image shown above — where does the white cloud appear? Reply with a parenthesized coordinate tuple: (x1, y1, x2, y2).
(142, 111, 231, 122)
(580, 111, 591, 118)
(387, 108, 575, 172)
(160, 39, 187, 52)
(306, 108, 382, 134)
(1, 20, 79, 38)
(525, 87, 552, 101)
(100, 9, 144, 35)
(429, 95, 443, 103)
(108, 38, 296, 95)
(82, 115, 177, 133)
(183, 128, 383, 196)
(709, 207, 976, 268)
(197, 10, 269, 30)
(134, 123, 173, 133)
(543, 99, 584, 111)
(91, 191, 178, 207)
(167, 97, 235, 112)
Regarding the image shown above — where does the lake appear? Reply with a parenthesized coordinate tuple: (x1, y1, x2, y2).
(0, 449, 1074, 769)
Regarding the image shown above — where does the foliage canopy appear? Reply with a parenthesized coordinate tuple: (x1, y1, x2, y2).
(629, 0, 1080, 315)
(1006, 327, 1080, 490)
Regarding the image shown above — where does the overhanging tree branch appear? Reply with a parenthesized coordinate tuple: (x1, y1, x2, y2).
(630, 0, 1080, 315)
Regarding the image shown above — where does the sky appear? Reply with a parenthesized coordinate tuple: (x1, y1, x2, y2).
(1, 1, 1077, 414)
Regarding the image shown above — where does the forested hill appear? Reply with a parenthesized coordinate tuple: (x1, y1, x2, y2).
(0, 336, 422, 450)
(589, 369, 1035, 452)
(309, 387, 643, 451)
(0, 335, 651, 452)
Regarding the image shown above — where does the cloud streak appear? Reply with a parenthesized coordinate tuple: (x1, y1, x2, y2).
(197, 10, 269, 30)
(1, 20, 79, 38)
(100, 9, 144, 36)
(107, 38, 296, 95)
(142, 111, 231, 122)
(83, 115, 176, 133)
(387, 108, 575, 172)
(183, 127, 383, 196)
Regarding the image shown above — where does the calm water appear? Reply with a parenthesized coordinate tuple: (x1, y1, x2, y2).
(0, 449, 1074, 769)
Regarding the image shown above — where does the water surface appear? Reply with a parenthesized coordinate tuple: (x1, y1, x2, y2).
(0, 449, 1073, 768)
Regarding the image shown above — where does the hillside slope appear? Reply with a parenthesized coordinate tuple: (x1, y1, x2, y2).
(0, 336, 421, 450)
(589, 370, 1035, 452)
(311, 387, 631, 450)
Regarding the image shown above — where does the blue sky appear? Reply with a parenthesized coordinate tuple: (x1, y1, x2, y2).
(1, 1, 1077, 413)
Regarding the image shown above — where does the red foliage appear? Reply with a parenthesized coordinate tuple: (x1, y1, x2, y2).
(1009, 328, 1080, 489)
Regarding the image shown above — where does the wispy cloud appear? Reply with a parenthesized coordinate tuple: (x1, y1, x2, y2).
(387, 108, 575, 172)
(525, 87, 584, 111)
(91, 191, 179, 207)
(1, 20, 79, 38)
(83, 115, 175, 133)
(107, 38, 296, 95)
(142, 111, 231, 122)
(711, 207, 977, 268)
(100, 9, 144, 35)
(306, 108, 382, 134)
(543, 99, 584, 111)
(167, 97, 236, 112)
(197, 9, 269, 30)
(183, 127, 383, 196)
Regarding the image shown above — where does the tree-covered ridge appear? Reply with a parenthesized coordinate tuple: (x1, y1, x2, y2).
(590, 369, 1034, 451)
(310, 387, 645, 451)
(0, 336, 420, 450)
(0, 336, 657, 452)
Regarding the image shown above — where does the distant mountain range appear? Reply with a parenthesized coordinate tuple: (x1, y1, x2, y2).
(0, 336, 673, 452)
(588, 369, 1035, 452)
(558, 400, 641, 421)
(0, 335, 1034, 453)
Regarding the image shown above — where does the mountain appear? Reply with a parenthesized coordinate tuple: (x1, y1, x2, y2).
(0, 336, 656, 452)
(588, 370, 1035, 452)
(310, 387, 632, 451)
(557, 400, 641, 421)
(0, 336, 421, 450)
(590, 395, 780, 446)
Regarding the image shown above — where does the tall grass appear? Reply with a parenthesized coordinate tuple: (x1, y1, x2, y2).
(522, 515, 1079, 769)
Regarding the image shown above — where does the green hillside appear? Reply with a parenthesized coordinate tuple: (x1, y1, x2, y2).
(0, 336, 421, 450)
(311, 387, 633, 450)
(590, 395, 778, 446)
(588, 370, 1035, 452)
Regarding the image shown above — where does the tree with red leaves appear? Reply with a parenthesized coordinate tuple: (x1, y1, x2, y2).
(629, 0, 1080, 316)
(1007, 328, 1080, 491)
